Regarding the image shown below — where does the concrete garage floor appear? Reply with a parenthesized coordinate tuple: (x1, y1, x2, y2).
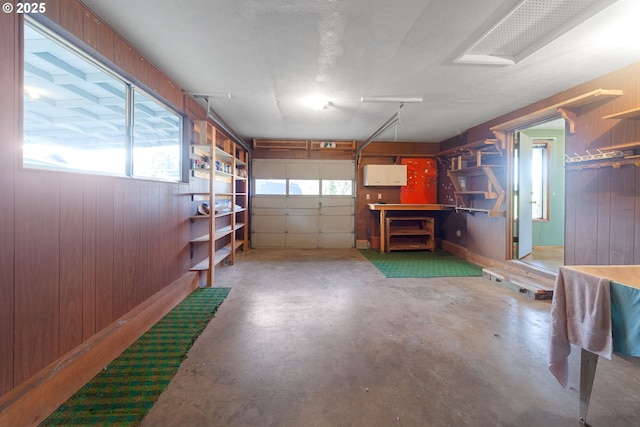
(141, 249, 640, 427)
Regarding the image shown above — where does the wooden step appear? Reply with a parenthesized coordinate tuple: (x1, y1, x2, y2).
(482, 267, 555, 300)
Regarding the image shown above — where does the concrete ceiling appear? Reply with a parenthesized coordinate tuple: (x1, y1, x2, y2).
(82, 0, 640, 144)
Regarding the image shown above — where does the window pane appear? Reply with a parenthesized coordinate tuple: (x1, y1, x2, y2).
(132, 89, 181, 181)
(289, 179, 319, 195)
(255, 179, 286, 195)
(322, 180, 353, 196)
(23, 24, 126, 174)
(531, 144, 547, 220)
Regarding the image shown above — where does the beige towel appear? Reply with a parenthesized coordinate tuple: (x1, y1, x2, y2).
(548, 266, 612, 387)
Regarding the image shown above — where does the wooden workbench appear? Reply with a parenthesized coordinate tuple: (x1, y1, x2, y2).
(367, 203, 453, 253)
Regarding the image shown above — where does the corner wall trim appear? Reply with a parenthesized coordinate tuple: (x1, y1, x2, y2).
(0, 272, 199, 427)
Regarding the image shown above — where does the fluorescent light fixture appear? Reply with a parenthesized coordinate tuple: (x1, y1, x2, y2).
(361, 96, 423, 103)
(453, 55, 515, 66)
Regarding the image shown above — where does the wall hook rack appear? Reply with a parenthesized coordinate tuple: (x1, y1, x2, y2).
(564, 149, 624, 164)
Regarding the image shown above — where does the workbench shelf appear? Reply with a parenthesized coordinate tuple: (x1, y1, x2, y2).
(385, 216, 435, 252)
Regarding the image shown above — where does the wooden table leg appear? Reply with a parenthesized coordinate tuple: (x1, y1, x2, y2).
(579, 348, 599, 425)
(379, 210, 386, 253)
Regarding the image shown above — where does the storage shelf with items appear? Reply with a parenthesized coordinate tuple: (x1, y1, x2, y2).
(439, 139, 506, 217)
(233, 144, 249, 252)
(188, 120, 249, 287)
(385, 216, 435, 252)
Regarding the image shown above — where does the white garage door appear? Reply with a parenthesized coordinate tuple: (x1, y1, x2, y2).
(251, 159, 355, 248)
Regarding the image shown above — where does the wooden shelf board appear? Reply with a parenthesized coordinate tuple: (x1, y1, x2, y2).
(190, 193, 210, 202)
(359, 153, 436, 158)
(190, 234, 209, 243)
(455, 190, 489, 195)
(189, 215, 210, 220)
(490, 88, 623, 132)
(596, 141, 640, 151)
(215, 211, 233, 218)
(454, 207, 506, 217)
(213, 246, 233, 265)
(387, 216, 434, 221)
(438, 138, 502, 157)
(561, 89, 623, 108)
(603, 107, 640, 120)
(215, 147, 234, 160)
(190, 143, 211, 151)
(190, 259, 209, 271)
(214, 227, 233, 240)
(214, 170, 234, 178)
(367, 204, 452, 211)
(448, 165, 505, 175)
(388, 243, 434, 251)
(389, 229, 432, 236)
(191, 169, 211, 179)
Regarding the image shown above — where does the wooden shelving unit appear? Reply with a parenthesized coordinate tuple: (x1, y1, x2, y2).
(439, 139, 506, 217)
(447, 166, 506, 217)
(188, 120, 249, 287)
(385, 216, 435, 252)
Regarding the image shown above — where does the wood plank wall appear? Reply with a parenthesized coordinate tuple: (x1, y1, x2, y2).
(0, 2, 206, 398)
(0, 9, 19, 398)
(439, 62, 640, 266)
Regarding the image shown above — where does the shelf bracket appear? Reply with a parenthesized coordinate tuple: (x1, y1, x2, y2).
(491, 131, 507, 150)
(557, 107, 577, 134)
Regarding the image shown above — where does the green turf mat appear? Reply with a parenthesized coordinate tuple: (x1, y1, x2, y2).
(359, 249, 483, 278)
(41, 287, 230, 426)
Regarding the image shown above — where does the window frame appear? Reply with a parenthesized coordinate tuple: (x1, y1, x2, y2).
(22, 17, 185, 183)
(531, 141, 550, 222)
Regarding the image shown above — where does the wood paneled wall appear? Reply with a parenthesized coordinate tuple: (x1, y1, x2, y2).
(0, 2, 203, 399)
(0, 9, 19, 398)
(439, 62, 640, 266)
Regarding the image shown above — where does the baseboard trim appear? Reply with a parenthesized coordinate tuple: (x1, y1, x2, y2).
(0, 272, 199, 427)
(441, 240, 505, 268)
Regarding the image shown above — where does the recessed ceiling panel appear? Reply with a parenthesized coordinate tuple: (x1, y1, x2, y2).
(455, 0, 618, 65)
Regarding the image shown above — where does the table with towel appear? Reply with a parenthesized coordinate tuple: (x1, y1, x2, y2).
(547, 265, 640, 423)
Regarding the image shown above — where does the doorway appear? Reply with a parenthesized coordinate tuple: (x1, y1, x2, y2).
(511, 118, 565, 273)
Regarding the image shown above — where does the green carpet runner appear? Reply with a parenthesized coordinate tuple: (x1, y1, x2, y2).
(41, 287, 230, 426)
(359, 249, 483, 278)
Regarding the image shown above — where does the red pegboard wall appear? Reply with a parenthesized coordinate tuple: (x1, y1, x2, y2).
(400, 158, 437, 204)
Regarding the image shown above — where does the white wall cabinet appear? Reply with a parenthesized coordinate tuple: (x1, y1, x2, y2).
(363, 164, 407, 186)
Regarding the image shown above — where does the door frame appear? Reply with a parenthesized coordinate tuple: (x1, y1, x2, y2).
(501, 115, 565, 262)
